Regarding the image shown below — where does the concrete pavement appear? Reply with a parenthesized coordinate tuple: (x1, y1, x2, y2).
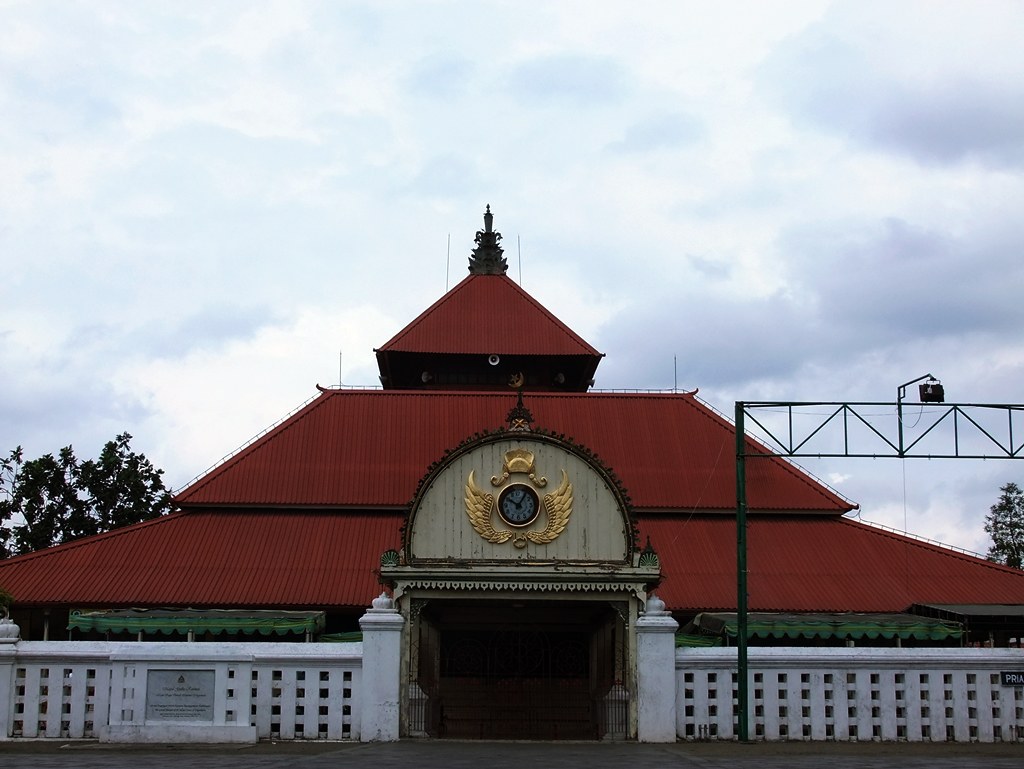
(0, 740, 1022, 769)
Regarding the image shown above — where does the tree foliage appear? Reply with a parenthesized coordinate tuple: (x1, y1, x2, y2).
(0, 433, 173, 558)
(985, 482, 1024, 570)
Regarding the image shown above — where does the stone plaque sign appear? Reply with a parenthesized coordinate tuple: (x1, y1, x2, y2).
(146, 669, 216, 721)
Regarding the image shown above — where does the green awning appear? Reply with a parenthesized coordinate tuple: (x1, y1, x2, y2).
(69, 608, 326, 637)
(320, 631, 363, 643)
(675, 633, 723, 648)
(681, 612, 963, 642)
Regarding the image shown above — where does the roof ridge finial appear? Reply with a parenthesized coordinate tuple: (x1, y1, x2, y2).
(468, 205, 507, 275)
(506, 390, 533, 431)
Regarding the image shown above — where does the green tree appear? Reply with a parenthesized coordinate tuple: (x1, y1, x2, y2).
(985, 482, 1024, 570)
(0, 445, 91, 555)
(78, 433, 173, 532)
(0, 451, 11, 558)
(0, 433, 172, 558)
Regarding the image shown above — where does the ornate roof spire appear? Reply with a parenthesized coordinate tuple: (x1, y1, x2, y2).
(468, 204, 508, 275)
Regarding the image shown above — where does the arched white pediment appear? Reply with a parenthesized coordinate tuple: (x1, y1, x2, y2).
(406, 433, 634, 564)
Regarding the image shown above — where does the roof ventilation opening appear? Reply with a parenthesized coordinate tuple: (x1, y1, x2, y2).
(488, 354, 501, 366)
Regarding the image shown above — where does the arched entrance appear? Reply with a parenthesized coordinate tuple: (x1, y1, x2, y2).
(406, 598, 629, 740)
(381, 427, 662, 740)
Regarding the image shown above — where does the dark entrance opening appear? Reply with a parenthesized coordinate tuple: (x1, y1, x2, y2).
(407, 599, 629, 740)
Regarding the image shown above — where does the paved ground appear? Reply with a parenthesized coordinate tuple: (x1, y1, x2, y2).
(0, 740, 1022, 769)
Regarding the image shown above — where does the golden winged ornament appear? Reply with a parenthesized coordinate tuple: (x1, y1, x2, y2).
(528, 469, 573, 544)
(464, 468, 574, 547)
(464, 470, 513, 544)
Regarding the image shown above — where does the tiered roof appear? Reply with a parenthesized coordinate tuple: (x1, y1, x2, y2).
(2, 207, 1022, 617)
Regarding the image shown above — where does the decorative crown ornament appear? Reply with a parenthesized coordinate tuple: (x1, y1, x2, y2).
(504, 449, 535, 475)
(491, 447, 546, 487)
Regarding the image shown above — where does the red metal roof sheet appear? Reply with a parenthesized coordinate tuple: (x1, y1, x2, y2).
(3, 510, 1021, 613)
(0, 510, 400, 610)
(174, 389, 852, 514)
(642, 516, 1024, 612)
(375, 274, 601, 357)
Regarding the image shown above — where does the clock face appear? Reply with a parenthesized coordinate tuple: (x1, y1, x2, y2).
(497, 483, 540, 527)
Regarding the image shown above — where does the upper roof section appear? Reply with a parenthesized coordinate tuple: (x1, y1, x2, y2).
(377, 273, 601, 358)
(174, 388, 854, 515)
(374, 208, 603, 391)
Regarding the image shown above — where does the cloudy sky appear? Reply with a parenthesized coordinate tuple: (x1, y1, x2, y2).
(2, 1, 1023, 556)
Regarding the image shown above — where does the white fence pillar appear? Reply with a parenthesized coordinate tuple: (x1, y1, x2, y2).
(358, 593, 404, 742)
(636, 595, 679, 742)
(0, 619, 19, 739)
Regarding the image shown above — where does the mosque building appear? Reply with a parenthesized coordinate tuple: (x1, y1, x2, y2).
(2, 208, 1022, 739)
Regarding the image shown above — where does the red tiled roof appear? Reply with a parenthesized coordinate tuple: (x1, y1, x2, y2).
(174, 389, 852, 514)
(643, 516, 1024, 612)
(375, 274, 601, 357)
(3, 509, 1021, 613)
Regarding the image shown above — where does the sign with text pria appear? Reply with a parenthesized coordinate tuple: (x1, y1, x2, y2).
(1001, 671, 1024, 686)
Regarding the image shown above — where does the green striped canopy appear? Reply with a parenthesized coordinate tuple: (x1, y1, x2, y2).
(69, 608, 325, 637)
(681, 612, 963, 643)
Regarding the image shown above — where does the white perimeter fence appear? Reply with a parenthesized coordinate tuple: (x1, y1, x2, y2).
(2, 640, 1024, 742)
(0, 641, 362, 742)
(678, 647, 1024, 743)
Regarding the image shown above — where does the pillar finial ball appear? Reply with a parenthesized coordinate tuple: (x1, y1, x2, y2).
(645, 594, 667, 615)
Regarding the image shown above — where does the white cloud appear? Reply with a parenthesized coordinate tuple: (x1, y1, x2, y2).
(119, 304, 391, 489)
(761, 1, 1024, 166)
(2, 1, 1022, 557)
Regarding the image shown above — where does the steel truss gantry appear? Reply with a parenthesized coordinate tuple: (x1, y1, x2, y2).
(733, 388, 1024, 741)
